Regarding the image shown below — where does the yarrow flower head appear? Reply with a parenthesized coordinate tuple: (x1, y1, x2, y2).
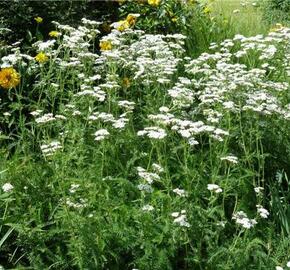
(207, 184, 222, 193)
(41, 141, 62, 157)
(232, 211, 257, 229)
(220, 155, 238, 164)
(2, 183, 14, 192)
(171, 210, 190, 227)
(137, 126, 167, 139)
(256, 205, 270, 219)
(254, 186, 264, 195)
(173, 188, 188, 197)
(94, 129, 110, 141)
(35, 52, 49, 63)
(142, 204, 154, 212)
(0, 67, 20, 89)
(137, 167, 160, 184)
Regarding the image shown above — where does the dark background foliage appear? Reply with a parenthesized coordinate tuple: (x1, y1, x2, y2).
(0, 0, 119, 43)
(263, 0, 290, 24)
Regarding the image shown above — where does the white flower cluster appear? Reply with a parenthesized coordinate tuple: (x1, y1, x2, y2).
(93, 129, 110, 141)
(232, 211, 257, 229)
(75, 85, 106, 102)
(207, 184, 223, 194)
(41, 141, 62, 157)
(99, 29, 185, 85)
(34, 113, 66, 124)
(256, 205, 269, 219)
(69, 184, 80, 194)
(220, 155, 239, 164)
(65, 198, 87, 209)
(171, 210, 190, 228)
(142, 204, 154, 212)
(173, 188, 188, 197)
(182, 27, 290, 126)
(137, 127, 167, 140)
(136, 166, 160, 184)
(2, 183, 14, 192)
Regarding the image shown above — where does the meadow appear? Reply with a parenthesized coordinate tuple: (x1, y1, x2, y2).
(0, 0, 289, 269)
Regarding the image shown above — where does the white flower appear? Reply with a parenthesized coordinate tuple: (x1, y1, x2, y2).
(232, 211, 257, 229)
(152, 163, 164, 173)
(254, 186, 264, 195)
(137, 127, 167, 139)
(2, 183, 14, 192)
(41, 141, 62, 157)
(173, 188, 187, 197)
(69, 184, 80, 194)
(94, 129, 110, 141)
(220, 155, 238, 164)
(286, 261, 290, 267)
(256, 205, 269, 219)
(276, 266, 284, 270)
(142, 205, 154, 212)
(207, 184, 222, 193)
(137, 167, 160, 184)
(137, 184, 153, 193)
(172, 211, 190, 227)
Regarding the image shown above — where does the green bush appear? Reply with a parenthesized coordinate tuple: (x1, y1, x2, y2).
(263, 0, 290, 25)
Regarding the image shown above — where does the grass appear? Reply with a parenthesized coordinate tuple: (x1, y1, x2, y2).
(203, 0, 269, 36)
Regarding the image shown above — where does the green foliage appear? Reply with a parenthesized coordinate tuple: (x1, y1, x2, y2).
(0, 1, 289, 269)
(263, 0, 290, 25)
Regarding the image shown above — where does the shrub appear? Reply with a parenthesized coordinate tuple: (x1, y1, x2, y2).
(263, 0, 290, 25)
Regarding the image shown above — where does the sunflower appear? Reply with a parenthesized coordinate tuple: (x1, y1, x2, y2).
(0, 67, 20, 89)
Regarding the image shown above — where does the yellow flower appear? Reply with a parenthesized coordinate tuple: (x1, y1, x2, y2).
(269, 23, 284, 32)
(35, 52, 49, 63)
(122, 77, 131, 88)
(100, 40, 112, 51)
(34, 16, 43, 23)
(187, 0, 198, 4)
(171, 17, 178, 23)
(126, 14, 139, 27)
(203, 6, 212, 14)
(49, 31, 61, 38)
(0, 67, 20, 89)
(116, 20, 130, 32)
(148, 0, 161, 6)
